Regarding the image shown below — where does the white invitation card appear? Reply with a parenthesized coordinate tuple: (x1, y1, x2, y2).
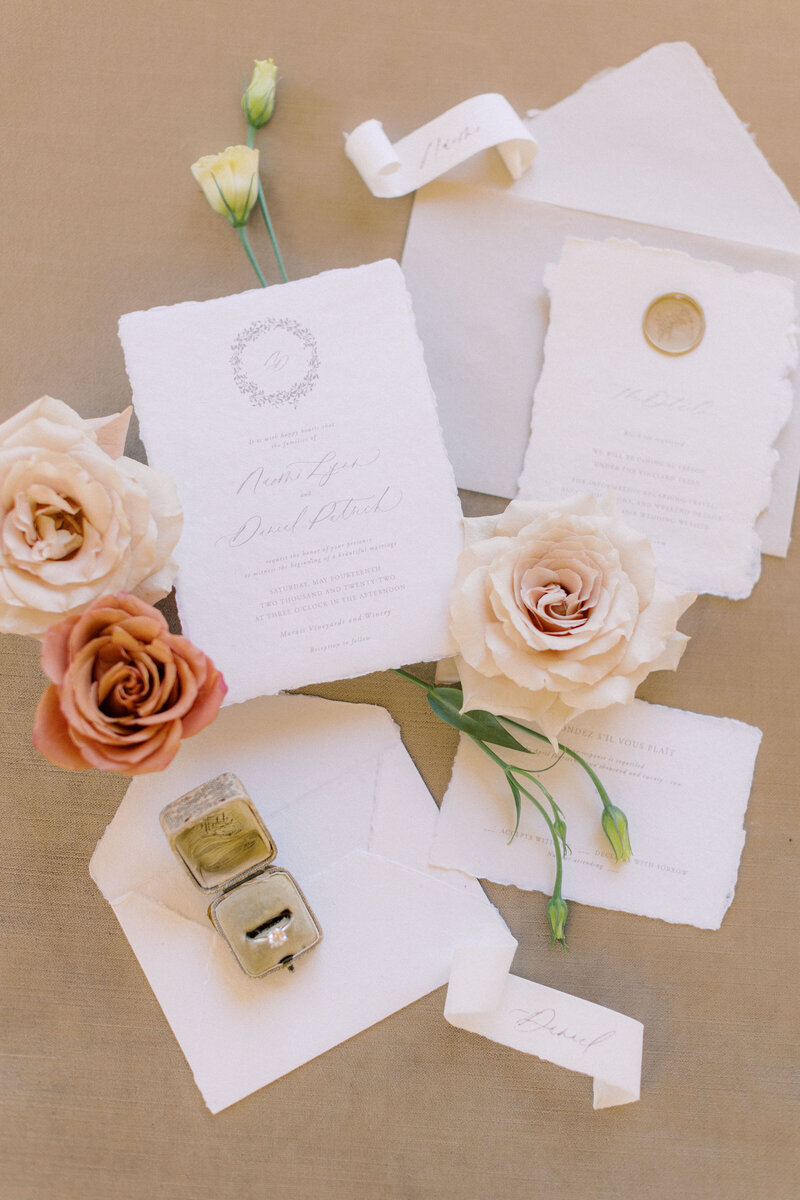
(517, 239, 797, 598)
(431, 700, 762, 930)
(119, 261, 463, 702)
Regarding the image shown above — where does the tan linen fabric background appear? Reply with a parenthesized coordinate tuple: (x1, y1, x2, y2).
(2, 2, 799, 1197)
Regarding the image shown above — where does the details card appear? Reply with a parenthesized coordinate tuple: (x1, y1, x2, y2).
(119, 260, 463, 702)
(517, 238, 797, 598)
(430, 700, 762, 929)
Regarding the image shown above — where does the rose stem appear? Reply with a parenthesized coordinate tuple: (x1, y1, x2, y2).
(246, 124, 289, 283)
(392, 667, 431, 690)
(392, 667, 567, 939)
(497, 714, 614, 812)
(470, 737, 566, 924)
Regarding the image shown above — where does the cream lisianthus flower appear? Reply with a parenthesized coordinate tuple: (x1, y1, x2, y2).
(242, 59, 278, 128)
(0, 397, 182, 637)
(190, 145, 260, 228)
(449, 493, 696, 744)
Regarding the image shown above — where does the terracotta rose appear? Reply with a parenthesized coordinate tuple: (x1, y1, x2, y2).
(33, 593, 226, 774)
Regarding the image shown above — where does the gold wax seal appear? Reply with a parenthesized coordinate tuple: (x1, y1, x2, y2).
(642, 293, 705, 356)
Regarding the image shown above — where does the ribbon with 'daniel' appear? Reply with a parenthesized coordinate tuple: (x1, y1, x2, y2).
(445, 934, 643, 1109)
(344, 94, 537, 197)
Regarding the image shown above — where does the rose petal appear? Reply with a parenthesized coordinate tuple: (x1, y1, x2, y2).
(180, 665, 227, 738)
(32, 685, 91, 770)
(86, 408, 133, 460)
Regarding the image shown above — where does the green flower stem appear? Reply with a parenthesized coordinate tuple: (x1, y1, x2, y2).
(236, 226, 268, 286)
(498, 714, 613, 812)
(509, 772, 564, 893)
(246, 123, 289, 284)
(392, 667, 431, 691)
(430, 704, 565, 906)
(512, 767, 568, 849)
(391, 666, 568, 941)
(256, 183, 288, 282)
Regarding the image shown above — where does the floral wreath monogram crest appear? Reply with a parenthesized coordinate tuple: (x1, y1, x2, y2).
(230, 317, 320, 408)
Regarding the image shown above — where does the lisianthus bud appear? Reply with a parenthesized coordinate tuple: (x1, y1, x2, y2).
(242, 58, 278, 128)
(190, 146, 259, 227)
(546, 895, 568, 946)
(601, 805, 632, 862)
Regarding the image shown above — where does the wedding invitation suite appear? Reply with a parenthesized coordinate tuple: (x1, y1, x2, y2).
(517, 238, 796, 598)
(119, 261, 463, 702)
(401, 43, 800, 558)
(91, 695, 642, 1111)
(430, 700, 761, 929)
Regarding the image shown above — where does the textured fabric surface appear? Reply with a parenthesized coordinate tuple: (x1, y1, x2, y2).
(1, 2, 799, 1197)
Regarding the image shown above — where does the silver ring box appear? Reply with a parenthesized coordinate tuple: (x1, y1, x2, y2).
(159, 773, 322, 978)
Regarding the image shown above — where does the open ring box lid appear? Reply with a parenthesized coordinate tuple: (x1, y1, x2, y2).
(159, 772, 322, 977)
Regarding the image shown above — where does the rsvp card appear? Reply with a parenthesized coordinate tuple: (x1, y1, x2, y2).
(517, 238, 797, 598)
(431, 700, 762, 930)
(119, 261, 463, 702)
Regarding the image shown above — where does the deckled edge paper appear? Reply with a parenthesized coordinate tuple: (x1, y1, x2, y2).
(430, 699, 762, 931)
(118, 260, 464, 702)
(517, 238, 798, 599)
(345, 94, 537, 197)
(90, 694, 642, 1110)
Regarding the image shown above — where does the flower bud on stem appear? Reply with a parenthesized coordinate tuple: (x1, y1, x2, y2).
(497, 714, 633, 860)
(392, 668, 570, 946)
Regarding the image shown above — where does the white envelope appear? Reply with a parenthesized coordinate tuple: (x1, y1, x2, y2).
(90, 694, 509, 1112)
(90, 693, 644, 1111)
(401, 42, 800, 555)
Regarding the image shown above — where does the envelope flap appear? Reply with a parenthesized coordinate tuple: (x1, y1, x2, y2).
(515, 42, 800, 253)
(89, 694, 401, 898)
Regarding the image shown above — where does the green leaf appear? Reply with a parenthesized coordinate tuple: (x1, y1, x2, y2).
(425, 688, 531, 752)
(464, 709, 533, 752)
(507, 775, 522, 843)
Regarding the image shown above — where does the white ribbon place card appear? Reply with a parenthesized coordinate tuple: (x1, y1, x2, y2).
(345, 94, 537, 197)
(119, 261, 463, 703)
(90, 694, 643, 1112)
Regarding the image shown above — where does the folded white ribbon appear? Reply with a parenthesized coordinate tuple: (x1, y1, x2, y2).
(345, 94, 537, 197)
(445, 939, 643, 1109)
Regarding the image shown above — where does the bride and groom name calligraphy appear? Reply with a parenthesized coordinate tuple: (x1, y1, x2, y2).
(236, 449, 382, 493)
(221, 488, 403, 546)
(218, 448, 404, 546)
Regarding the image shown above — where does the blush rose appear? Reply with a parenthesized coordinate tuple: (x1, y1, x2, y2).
(449, 493, 696, 743)
(33, 593, 227, 774)
(0, 396, 182, 636)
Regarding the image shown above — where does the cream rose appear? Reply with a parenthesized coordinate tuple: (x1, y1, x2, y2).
(0, 396, 182, 637)
(449, 493, 695, 743)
